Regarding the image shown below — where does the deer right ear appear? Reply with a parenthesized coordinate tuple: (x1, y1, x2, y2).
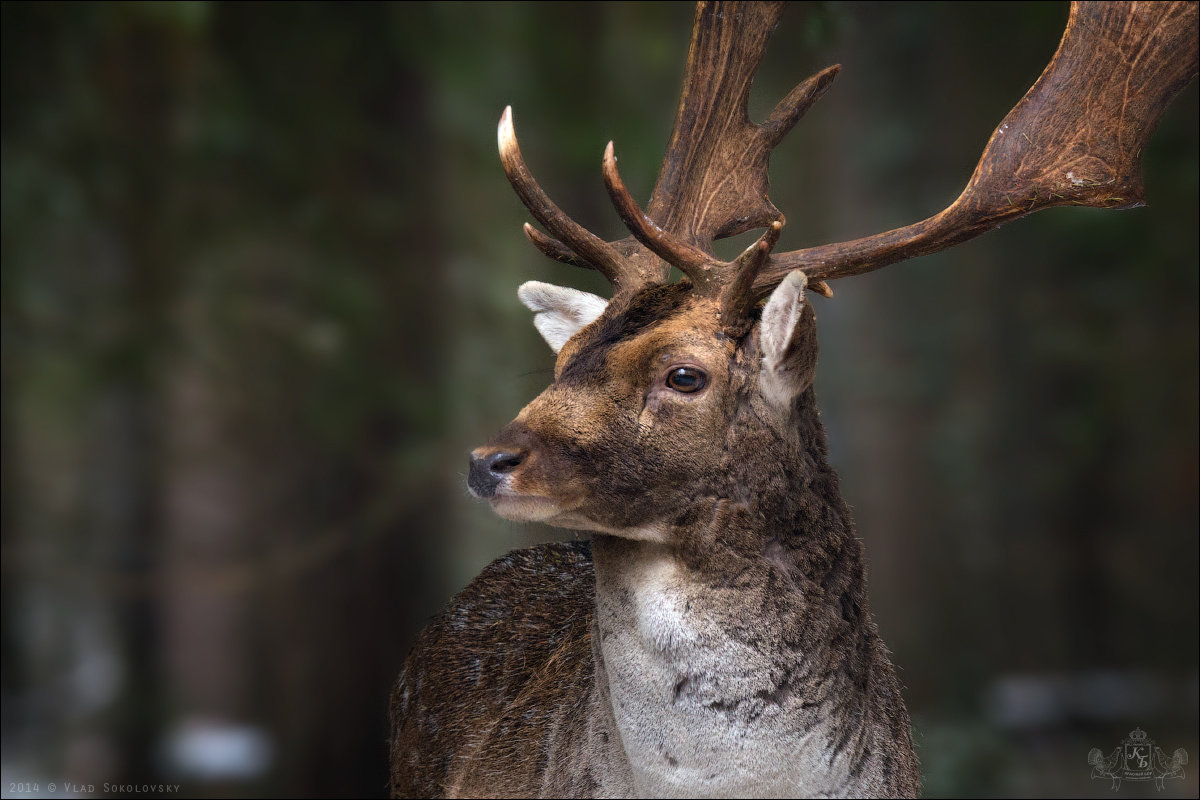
(759, 270, 818, 406)
(518, 281, 608, 354)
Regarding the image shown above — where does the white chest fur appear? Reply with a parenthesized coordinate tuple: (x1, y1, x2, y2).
(592, 541, 853, 799)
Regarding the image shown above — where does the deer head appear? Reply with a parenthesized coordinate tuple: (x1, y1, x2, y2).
(467, 0, 1198, 545)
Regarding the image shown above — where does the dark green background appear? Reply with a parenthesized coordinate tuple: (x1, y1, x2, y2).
(2, 2, 1196, 797)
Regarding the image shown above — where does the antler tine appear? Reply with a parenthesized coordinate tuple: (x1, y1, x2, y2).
(760, 64, 841, 148)
(601, 142, 718, 292)
(720, 220, 782, 336)
(810, 279, 834, 299)
(522, 223, 590, 269)
(753, 0, 1199, 298)
(498, 107, 640, 293)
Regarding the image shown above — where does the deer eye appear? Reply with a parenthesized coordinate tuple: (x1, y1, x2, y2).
(665, 367, 707, 393)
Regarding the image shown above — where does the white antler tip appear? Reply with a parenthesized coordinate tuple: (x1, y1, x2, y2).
(603, 141, 617, 168)
(498, 106, 516, 154)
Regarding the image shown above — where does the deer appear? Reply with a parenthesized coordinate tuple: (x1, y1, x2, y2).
(389, 2, 1197, 797)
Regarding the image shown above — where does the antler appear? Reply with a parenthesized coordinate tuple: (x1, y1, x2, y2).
(497, 107, 662, 295)
(501, 1, 1197, 325)
(500, 1, 832, 307)
(755, 0, 1199, 296)
(617, 1, 839, 298)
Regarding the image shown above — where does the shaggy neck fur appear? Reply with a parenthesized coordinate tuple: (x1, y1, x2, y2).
(590, 385, 902, 798)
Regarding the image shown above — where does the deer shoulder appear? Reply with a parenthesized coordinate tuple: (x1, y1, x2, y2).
(389, 541, 636, 798)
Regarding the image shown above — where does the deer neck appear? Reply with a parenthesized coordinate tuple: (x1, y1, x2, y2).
(590, 392, 877, 797)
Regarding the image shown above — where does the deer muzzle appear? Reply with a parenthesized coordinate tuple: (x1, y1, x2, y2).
(467, 447, 526, 499)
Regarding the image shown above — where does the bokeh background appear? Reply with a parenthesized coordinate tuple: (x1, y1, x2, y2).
(2, 2, 1196, 797)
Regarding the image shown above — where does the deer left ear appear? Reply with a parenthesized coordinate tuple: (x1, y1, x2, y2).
(518, 281, 608, 353)
(759, 270, 818, 405)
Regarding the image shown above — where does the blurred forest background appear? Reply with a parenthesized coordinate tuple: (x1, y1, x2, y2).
(1, 2, 1195, 797)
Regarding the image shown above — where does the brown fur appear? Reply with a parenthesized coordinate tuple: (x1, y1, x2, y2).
(389, 541, 629, 797)
(390, 285, 920, 797)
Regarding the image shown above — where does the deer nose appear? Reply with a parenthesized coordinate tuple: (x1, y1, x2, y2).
(467, 448, 526, 498)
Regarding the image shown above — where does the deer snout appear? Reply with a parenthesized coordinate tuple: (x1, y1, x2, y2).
(468, 447, 526, 498)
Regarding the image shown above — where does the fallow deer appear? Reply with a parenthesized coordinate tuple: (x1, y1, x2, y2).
(390, 2, 1197, 797)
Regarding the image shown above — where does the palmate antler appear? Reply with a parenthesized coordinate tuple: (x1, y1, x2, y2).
(499, 1, 1198, 333)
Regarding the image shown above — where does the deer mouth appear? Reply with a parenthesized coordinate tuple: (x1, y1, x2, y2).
(486, 493, 564, 522)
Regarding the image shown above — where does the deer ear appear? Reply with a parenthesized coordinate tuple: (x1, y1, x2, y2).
(518, 281, 608, 354)
(759, 270, 818, 405)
